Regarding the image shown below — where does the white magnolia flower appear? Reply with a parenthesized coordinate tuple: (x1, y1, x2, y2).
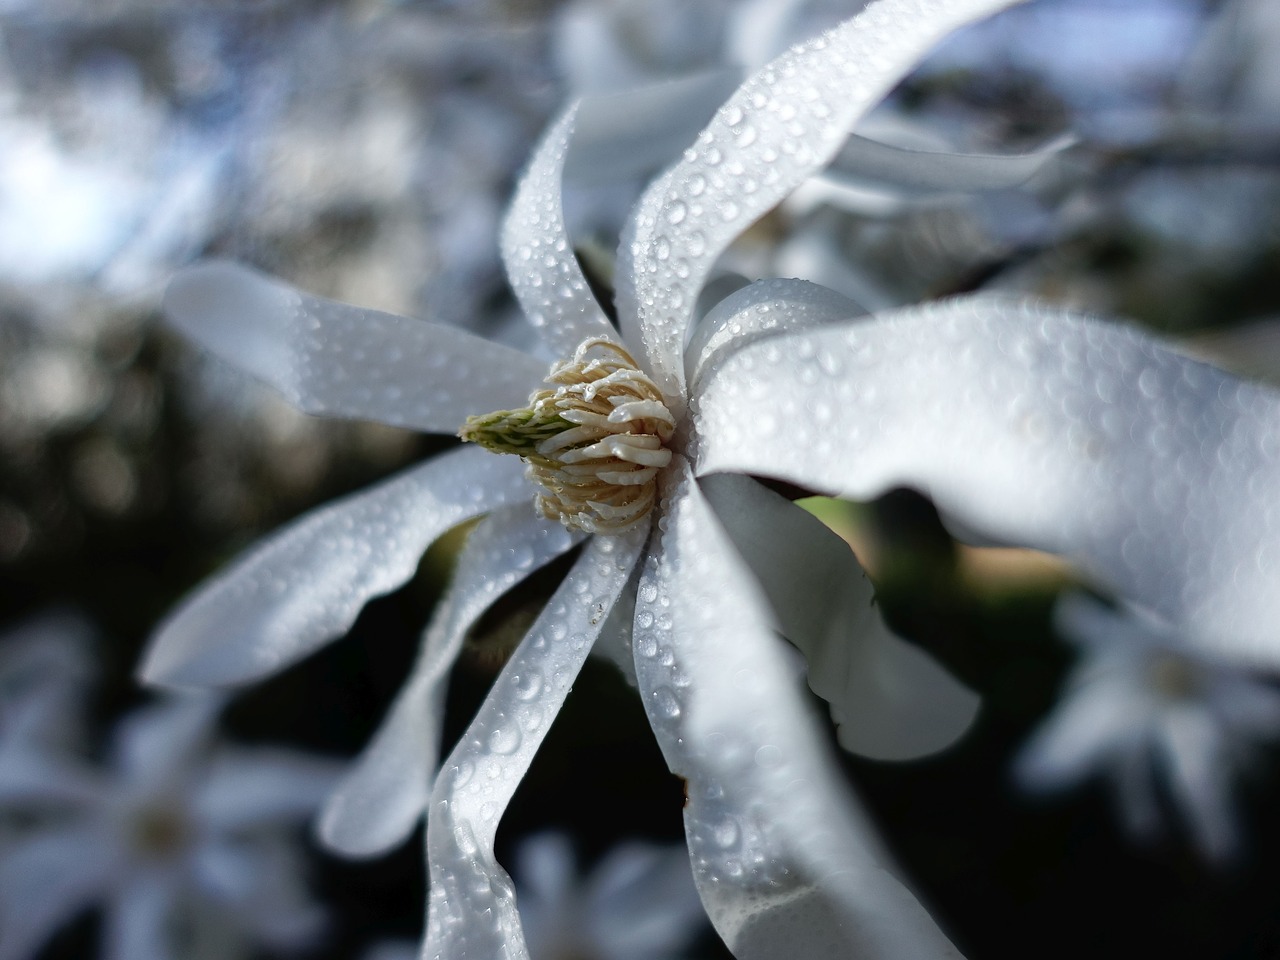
(142, 0, 1280, 956)
(1016, 592, 1280, 862)
(0, 695, 340, 960)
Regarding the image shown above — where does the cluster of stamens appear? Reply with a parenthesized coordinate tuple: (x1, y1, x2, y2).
(460, 338, 675, 534)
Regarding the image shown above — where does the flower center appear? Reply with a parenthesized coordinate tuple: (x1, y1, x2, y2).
(460, 338, 675, 534)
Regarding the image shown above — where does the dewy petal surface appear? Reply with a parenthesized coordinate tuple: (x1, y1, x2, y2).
(618, 0, 1027, 399)
(165, 261, 546, 432)
(633, 460, 962, 960)
(686, 278, 864, 395)
(319, 506, 581, 857)
(141, 448, 528, 687)
(502, 106, 617, 358)
(694, 295, 1280, 667)
(423, 528, 646, 960)
(702, 474, 978, 761)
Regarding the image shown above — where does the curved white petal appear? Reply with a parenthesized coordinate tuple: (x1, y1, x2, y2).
(618, 0, 1028, 401)
(633, 460, 962, 959)
(686, 278, 864, 396)
(196, 747, 342, 831)
(566, 70, 746, 184)
(589, 565, 641, 686)
(826, 132, 1075, 195)
(0, 825, 114, 960)
(694, 295, 1280, 667)
(164, 261, 546, 432)
(423, 528, 647, 960)
(140, 448, 528, 688)
(502, 107, 617, 358)
(318, 506, 581, 857)
(702, 474, 978, 760)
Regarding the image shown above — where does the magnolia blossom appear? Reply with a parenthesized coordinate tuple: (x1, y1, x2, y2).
(0, 694, 339, 960)
(143, 0, 1280, 956)
(1016, 592, 1280, 862)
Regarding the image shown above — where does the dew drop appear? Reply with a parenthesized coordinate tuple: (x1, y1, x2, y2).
(652, 685, 682, 719)
(514, 670, 543, 701)
(666, 202, 687, 225)
(487, 726, 522, 755)
(713, 817, 740, 849)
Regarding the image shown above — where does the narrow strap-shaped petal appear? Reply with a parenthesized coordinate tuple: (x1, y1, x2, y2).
(701, 474, 978, 760)
(110, 695, 222, 783)
(617, 0, 1028, 402)
(318, 506, 582, 857)
(826, 132, 1074, 194)
(633, 460, 963, 959)
(694, 295, 1280, 668)
(501, 106, 617, 358)
(423, 528, 647, 960)
(164, 261, 547, 433)
(685, 278, 863, 393)
(566, 70, 745, 183)
(140, 448, 529, 688)
(195, 747, 343, 831)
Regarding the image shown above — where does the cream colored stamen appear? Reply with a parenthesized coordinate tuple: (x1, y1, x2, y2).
(460, 338, 674, 534)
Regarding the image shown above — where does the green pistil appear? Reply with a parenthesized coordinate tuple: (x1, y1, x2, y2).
(459, 404, 570, 458)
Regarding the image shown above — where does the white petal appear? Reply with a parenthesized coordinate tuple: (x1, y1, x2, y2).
(110, 695, 222, 784)
(423, 529, 646, 960)
(618, 0, 1029, 401)
(0, 825, 113, 960)
(702, 474, 978, 760)
(318, 506, 581, 857)
(585, 840, 705, 958)
(502, 107, 616, 358)
(0, 747, 103, 807)
(589, 565, 640, 686)
(633, 460, 962, 960)
(195, 746, 342, 831)
(825, 132, 1075, 195)
(1157, 709, 1237, 860)
(140, 448, 528, 688)
(164, 261, 546, 432)
(566, 70, 745, 184)
(686, 278, 863, 393)
(1014, 680, 1148, 793)
(193, 836, 327, 948)
(693, 295, 1280, 667)
(103, 871, 176, 960)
